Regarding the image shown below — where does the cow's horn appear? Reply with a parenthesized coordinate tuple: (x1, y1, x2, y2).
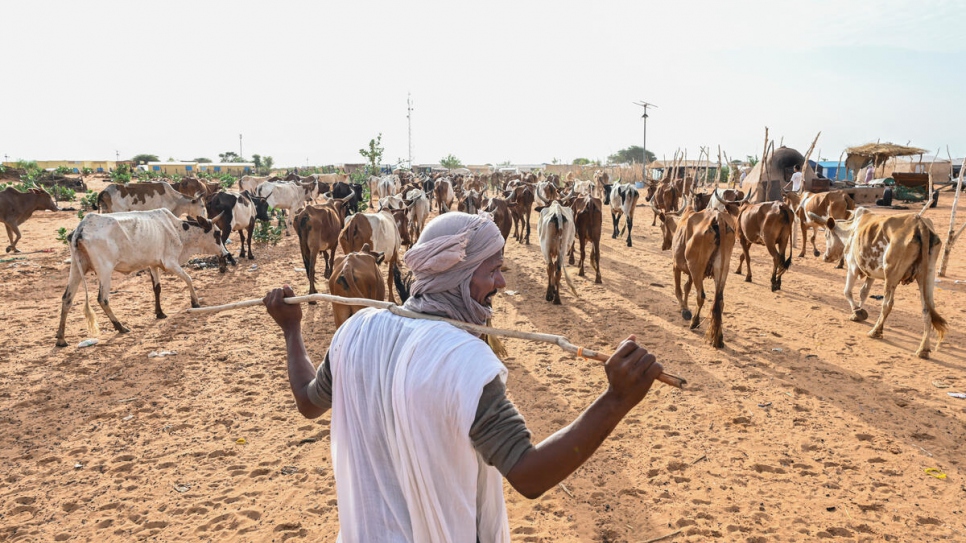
(675, 195, 688, 215)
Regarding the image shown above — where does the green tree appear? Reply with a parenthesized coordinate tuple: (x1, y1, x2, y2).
(219, 151, 246, 163)
(131, 154, 159, 165)
(607, 146, 655, 165)
(747, 155, 759, 166)
(251, 154, 262, 169)
(497, 160, 512, 167)
(359, 134, 384, 176)
(263, 156, 274, 171)
(194, 157, 212, 163)
(572, 158, 591, 165)
(440, 154, 463, 169)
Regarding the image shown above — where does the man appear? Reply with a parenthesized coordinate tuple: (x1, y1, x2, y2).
(864, 164, 875, 185)
(265, 212, 663, 542)
(787, 163, 803, 192)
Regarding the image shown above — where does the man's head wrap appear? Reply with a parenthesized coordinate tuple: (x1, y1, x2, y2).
(401, 212, 505, 325)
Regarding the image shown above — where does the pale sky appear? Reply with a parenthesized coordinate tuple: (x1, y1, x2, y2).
(3, 0, 964, 168)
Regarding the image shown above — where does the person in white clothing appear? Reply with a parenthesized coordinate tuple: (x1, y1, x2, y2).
(265, 212, 664, 542)
(786, 164, 803, 192)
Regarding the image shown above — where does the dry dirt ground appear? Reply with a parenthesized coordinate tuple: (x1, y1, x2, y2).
(1, 178, 965, 542)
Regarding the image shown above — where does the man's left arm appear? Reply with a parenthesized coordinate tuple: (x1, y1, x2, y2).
(265, 286, 329, 419)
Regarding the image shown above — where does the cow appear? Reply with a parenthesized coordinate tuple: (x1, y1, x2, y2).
(783, 190, 855, 260)
(534, 181, 558, 207)
(206, 191, 271, 266)
(238, 175, 274, 194)
(97, 182, 207, 218)
(170, 177, 210, 199)
(735, 201, 795, 291)
(328, 243, 386, 327)
(434, 178, 455, 214)
(256, 181, 309, 234)
(331, 181, 364, 216)
(376, 176, 398, 201)
(483, 197, 513, 242)
(457, 189, 483, 215)
(537, 201, 578, 304)
(648, 180, 683, 226)
(708, 187, 747, 212)
(593, 170, 609, 194)
(421, 176, 436, 207)
(670, 208, 737, 348)
(378, 194, 406, 211)
(339, 211, 402, 303)
(565, 193, 603, 284)
(55, 210, 231, 347)
(506, 184, 534, 244)
(295, 195, 356, 301)
(573, 179, 595, 198)
(814, 208, 947, 359)
(0, 187, 59, 253)
(608, 182, 640, 247)
(404, 188, 430, 243)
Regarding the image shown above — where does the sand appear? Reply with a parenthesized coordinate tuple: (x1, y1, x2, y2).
(1, 177, 965, 542)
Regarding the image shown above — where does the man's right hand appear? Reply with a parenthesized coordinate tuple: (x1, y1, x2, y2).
(603, 335, 663, 409)
(264, 285, 302, 333)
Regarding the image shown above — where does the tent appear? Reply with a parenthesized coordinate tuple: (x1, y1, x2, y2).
(740, 146, 820, 203)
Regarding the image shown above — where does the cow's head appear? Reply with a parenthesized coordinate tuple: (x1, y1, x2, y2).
(391, 209, 412, 246)
(185, 196, 208, 219)
(30, 188, 60, 212)
(250, 194, 272, 222)
(182, 215, 233, 268)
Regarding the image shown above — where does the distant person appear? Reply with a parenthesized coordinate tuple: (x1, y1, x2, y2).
(786, 164, 803, 192)
(865, 165, 874, 184)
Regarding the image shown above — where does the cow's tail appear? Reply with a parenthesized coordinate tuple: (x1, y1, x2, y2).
(558, 225, 579, 298)
(780, 205, 794, 270)
(71, 235, 100, 337)
(918, 220, 947, 349)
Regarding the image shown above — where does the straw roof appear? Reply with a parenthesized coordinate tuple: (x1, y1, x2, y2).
(845, 143, 928, 160)
(648, 159, 717, 169)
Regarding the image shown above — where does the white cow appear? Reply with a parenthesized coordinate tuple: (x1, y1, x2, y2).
(256, 181, 308, 234)
(608, 183, 640, 247)
(404, 188, 430, 243)
(97, 182, 207, 218)
(378, 194, 405, 211)
(434, 178, 455, 214)
(340, 210, 402, 302)
(538, 201, 578, 305)
(573, 179, 596, 198)
(535, 181, 558, 207)
(55, 209, 231, 347)
(238, 175, 271, 194)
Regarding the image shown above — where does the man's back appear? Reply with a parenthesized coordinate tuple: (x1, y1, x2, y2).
(329, 308, 509, 542)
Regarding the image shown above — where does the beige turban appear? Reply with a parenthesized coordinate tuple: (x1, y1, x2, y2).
(402, 212, 505, 325)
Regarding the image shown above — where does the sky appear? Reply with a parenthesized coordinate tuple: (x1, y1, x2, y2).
(3, 0, 964, 168)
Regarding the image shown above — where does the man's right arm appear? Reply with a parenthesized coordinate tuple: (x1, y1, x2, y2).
(505, 336, 662, 499)
(265, 286, 329, 420)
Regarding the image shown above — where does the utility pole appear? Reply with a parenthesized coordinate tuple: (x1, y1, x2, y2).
(633, 101, 657, 182)
(115, 150, 119, 163)
(239, 134, 243, 159)
(407, 93, 414, 169)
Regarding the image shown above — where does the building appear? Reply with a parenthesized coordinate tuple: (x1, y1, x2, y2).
(196, 163, 254, 176)
(2, 160, 119, 173)
(815, 161, 854, 181)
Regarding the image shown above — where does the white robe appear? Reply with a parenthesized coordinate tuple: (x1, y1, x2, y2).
(329, 307, 511, 543)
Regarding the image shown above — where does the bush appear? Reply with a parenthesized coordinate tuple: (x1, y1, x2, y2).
(219, 173, 235, 189)
(111, 164, 132, 183)
(49, 185, 76, 202)
(253, 209, 284, 245)
(81, 167, 93, 176)
(80, 190, 98, 210)
(56, 227, 70, 245)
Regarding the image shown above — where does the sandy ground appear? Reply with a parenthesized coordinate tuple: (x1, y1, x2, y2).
(1, 177, 965, 542)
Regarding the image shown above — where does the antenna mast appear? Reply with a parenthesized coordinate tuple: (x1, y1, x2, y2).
(632, 100, 657, 182)
(407, 93, 414, 169)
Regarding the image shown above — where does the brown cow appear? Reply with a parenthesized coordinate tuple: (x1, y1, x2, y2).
(735, 201, 795, 291)
(457, 189, 483, 215)
(506, 185, 534, 244)
(339, 211, 401, 303)
(565, 193, 603, 284)
(295, 195, 355, 301)
(482, 197, 512, 242)
(783, 190, 855, 260)
(648, 180, 683, 226)
(670, 208, 737, 348)
(170, 177, 209, 199)
(0, 187, 59, 253)
(329, 243, 386, 328)
(816, 208, 947, 358)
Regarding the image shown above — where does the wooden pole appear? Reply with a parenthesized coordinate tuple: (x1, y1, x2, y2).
(799, 131, 821, 193)
(918, 148, 941, 217)
(939, 155, 966, 276)
(187, 293, 687, 389)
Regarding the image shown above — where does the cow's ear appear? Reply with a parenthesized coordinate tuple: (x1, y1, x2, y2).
(826, 217, 836, 230)
(372, 251, 385, 265)
(182, 221, 190, 231)
(197, 216, 212, 232)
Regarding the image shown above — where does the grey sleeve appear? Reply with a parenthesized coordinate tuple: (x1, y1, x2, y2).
(306, 352, 333, 410)
(470, 376, 534, 476)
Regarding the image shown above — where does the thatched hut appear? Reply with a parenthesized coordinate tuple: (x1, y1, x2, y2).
(740, 146, 820, 203)
(844, 143, 928, 181)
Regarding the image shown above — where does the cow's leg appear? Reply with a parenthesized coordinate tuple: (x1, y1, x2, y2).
(386, 259, 397, 304)
(651, 207, 658, 226)
(689, 276, 706, 330)
(798, 219, 808, 257)
(246, 222, 255, 259)
(592, 239, 602, 284)
(845, 270, 870, 322)
(625, 216, 634, 247)
(868, 278, 897, 339)
(568, 240, 576, 267)
(611, 212, 620, 239)
(673, 269, 692, 321)
(545, 260, 556, 302)
(56, 260, 85, 347)
(706, 278, 726, 349)
(524, 212, 531, 245)
(835, 256, 845, 269)
(5, 224, 22, 253)
(809, 227, 820, 257)
(553, 257, 563, 305)
(738, 238, 753, 283)
(148, 267, 166, 319)
(96, 272, 128, 333)
(323, 247, 335, 279)
(169, 263, 201, 309)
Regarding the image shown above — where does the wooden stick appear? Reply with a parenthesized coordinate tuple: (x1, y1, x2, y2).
(187, 294, 687, 388)
(939, 154, 966, 276)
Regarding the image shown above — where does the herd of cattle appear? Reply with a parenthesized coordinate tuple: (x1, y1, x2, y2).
(0, 165, 948, 358)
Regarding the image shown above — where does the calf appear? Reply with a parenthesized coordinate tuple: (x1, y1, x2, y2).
(206, 191, 271, 266)
(670, 208, 737, 348)
(339, 211, 402, 303)
(608, 183, 640, 247)
(537, 201, 578, 304)
(404, 188, 430, 243)
(295, 195, 355, 300)
(784, 190, 855, 260)
(506, 185, 534, 244)
(483, 197, 513, 242)
(735, 201, 795, 291)
(566, 193, 603, 284)
(648, 180, 682, 226)
(97, 182, 207, 218)
(434, 178, 455, 214)
(0, 187, 59, 253)
(331, 181, 364, 216)
(815, 208, 947, 358)
(55, 210, 230, 347)
(329, 243, 386, 328)
(534, 181, 558, 207)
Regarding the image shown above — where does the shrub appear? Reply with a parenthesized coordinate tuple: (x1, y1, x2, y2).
(80, 190, 98, 210)
(111, 164, 132, 183)
(253, 209, 284, 245)
(81, 167, 93, 176)
(49, 185, 76, 202)
(56, 227, 70, 245)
